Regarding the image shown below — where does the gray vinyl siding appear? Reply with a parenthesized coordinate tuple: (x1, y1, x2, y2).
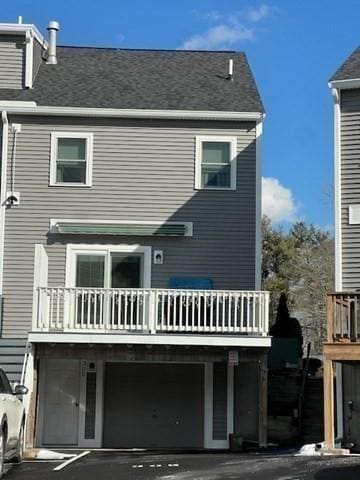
(33, 38, 44, 83)
(340, 89, 360, 289)
(0, 338, 27, 383)
(2, 116, 257, 337)
(0, 35, 25, 89)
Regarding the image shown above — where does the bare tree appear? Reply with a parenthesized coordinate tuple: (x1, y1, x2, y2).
(262, 217, 334, 356)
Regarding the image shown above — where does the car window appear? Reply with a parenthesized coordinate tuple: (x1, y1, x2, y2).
(0, 371, 12, 394)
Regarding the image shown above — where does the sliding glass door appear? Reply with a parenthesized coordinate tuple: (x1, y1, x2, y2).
(73, 250, 144, 328)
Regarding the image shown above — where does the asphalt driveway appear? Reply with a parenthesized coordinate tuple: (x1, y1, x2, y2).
(3, 450, 360, 480)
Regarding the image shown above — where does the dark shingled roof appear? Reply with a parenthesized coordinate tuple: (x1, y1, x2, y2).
(0, 46, 264, 112)
(331, 46, 360, 81)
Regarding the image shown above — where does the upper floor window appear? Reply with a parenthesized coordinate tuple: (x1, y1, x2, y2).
(195, 136, 237, 190)
(50, 132, 93, 186)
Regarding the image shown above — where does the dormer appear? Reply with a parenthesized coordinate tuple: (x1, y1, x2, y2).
(0, 19, 48, 89)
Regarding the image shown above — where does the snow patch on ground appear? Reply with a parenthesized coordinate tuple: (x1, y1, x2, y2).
(295, 444, 321, 456)
(36, 449, 76, 460)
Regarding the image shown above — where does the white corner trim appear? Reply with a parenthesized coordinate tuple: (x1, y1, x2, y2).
(0, 111, 9, 300)
(332, 88, 342, 291)
(24, 31, 34, 89)
(255, 121, 263, 290)
(50, 218, 194, 237)
(3, 105, 263, 122)
(65, 243, 152, 289)
(32, 244, 48, 329)
(49, 132, 93, 187)
(329, 78, 360, 90)
(194, 135, 237, 190)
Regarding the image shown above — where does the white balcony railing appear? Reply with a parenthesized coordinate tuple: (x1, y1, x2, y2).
(34, 287, 269, 336)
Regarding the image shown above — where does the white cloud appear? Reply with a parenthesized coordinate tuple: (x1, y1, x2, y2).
(180, 4, 274, 50)
(262, 177, 298, 223)
(206, 10, 223, 22)
(180, 24, 253, 50)
(245, 5, 272, 22)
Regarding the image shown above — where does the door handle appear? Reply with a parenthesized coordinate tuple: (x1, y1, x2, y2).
(72, 400, 79, 407)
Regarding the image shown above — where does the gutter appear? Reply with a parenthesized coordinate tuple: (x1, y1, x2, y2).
(0, 104, 264, 122)
(0, 111, 8, 310)
(331, 87, 342, 292)
(329, 78, 360, 90)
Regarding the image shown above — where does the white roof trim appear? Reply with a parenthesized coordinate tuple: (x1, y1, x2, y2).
(4, 105, 263, 121)
(28, 332, 271, 348)
(329, 78, 360, 90)
(0, 101, 37, 107)
(0, 23, 47, 47)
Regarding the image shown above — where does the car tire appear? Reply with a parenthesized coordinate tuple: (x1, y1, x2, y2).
(13, 422, 24, 463)
(0, 430, 5, 479)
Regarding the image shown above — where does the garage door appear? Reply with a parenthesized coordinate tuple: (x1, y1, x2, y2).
(103, 362, 204, 448)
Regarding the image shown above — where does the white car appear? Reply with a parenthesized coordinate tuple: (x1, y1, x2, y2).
(0, 369, 28, 477)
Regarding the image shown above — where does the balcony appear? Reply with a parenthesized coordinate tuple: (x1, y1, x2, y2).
(324, 293, 360, 362)
(327, 293, 360, 342)
(31, 287, 270, 347)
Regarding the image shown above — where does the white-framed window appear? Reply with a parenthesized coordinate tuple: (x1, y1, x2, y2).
(65, 244, 152, 289)
(195, 136, 237, 190)
(50, 132, 93, 186)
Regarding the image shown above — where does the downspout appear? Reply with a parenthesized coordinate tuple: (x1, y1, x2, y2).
(0, 111, 9, 332)
(332, 87, 342, 292)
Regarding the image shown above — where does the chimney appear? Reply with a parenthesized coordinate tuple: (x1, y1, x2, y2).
(46, 20, 59, 65)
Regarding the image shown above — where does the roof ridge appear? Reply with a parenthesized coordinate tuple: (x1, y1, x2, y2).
(57, 45, 242, 54)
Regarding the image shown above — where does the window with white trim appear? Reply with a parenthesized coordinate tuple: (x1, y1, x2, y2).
(195, 136, 237, 190)
(50, 132, 93, 186)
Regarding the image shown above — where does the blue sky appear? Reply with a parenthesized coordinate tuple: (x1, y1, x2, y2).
(3, 1, 359, 228)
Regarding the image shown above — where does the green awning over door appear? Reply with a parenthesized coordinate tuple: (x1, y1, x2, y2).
(53, 222, 189, 236)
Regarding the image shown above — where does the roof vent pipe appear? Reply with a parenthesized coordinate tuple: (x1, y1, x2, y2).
(228, 59, 233, 80)
(46, 21, 59, 65)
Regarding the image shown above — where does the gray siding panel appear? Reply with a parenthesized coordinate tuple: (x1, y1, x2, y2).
(33, 38, 44, 83)
(341, 89, 360, 289)
(0, 35, 25, 89)
(0, 338, 26, 383)
(3, 116, 257, 337)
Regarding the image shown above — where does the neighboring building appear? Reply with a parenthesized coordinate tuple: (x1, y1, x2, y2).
(325, 47, 360, 450)
(0, 19, 270, 449)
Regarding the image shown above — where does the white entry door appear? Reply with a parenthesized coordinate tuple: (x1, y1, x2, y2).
(42, 359, 80, 445)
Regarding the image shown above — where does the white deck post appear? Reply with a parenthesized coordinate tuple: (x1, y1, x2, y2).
(148, 290, 156, 334)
